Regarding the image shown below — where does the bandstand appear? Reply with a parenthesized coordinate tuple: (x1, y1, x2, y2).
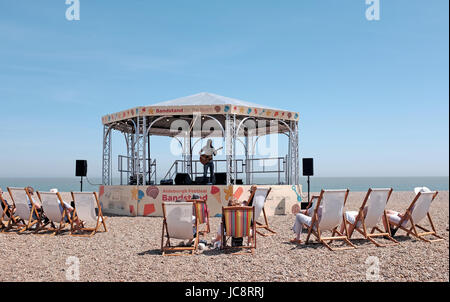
(98, 92, 303, 217)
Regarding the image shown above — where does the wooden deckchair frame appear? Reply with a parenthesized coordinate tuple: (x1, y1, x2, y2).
(305, 189, 356, 251)
(221, 206, 256, 255)
(186, 198, 210, 236)
(389, 191, 443, 243)
(161, 202, 199, 256)
(7, 187, 48, 234)
(247, 186, 275, 237)
(345, 188, 398, 247)
(1, 192, 26, 232)
(0, 195, 5, 229)
(37, 191, 72, 236)
(70, 192, 107, 237)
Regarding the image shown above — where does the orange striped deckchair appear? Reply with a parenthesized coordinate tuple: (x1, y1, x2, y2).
(186, 198, 210, 236)
(221, 206, 256, 255)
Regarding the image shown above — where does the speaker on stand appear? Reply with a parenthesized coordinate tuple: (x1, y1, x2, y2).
(302, 158, 314, 208)
(75, 160, 87, 192)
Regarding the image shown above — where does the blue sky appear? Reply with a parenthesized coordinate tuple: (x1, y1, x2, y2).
(0, 0, 448, 179)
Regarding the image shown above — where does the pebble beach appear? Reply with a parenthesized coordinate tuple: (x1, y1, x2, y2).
(1, 191, 448, 282)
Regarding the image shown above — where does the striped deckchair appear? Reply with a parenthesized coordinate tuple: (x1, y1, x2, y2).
(186, 198, 210, 236)
(221, 206, 256, 255)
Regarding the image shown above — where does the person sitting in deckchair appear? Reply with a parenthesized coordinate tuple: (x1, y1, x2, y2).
(290, 196, 322, 244)
(386, 187, 443, 242)
(49, 189, 81, 228)
(211, 197, 250, 248)
(290, 195, 320, 244)
(26, 186, 48, 223)
(383, 187, 431, 229)
(0, 188, 15, 218)
(379, 188, 427, 236)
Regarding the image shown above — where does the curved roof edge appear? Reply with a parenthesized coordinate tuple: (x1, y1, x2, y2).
(102, 92, 299, 125)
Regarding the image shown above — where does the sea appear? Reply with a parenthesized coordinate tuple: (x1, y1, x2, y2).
(0, 176, 448, 193)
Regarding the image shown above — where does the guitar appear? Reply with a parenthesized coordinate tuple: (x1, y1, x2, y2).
(199, 147, 223, 165)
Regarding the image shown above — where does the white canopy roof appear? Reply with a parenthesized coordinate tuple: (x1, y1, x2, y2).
(151, 92, 283, 111)
(102, 92, 299, 127)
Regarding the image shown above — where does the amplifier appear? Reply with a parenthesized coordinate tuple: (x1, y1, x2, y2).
(160, 179, 173, 185)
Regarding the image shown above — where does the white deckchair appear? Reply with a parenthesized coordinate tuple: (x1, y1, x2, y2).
(305, 189, 356, 251)
(344, 188, 398, 247)
(37, 191, 71, 235)
(388, 191, 443, 243)
(247, 186, 275, 236)
(7, 187, 47, 233)
(161, 202, 199, 256)
(71, 192, 107, 237)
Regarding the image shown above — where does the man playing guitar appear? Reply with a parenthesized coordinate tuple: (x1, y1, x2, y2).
(199, 139, 221, 184)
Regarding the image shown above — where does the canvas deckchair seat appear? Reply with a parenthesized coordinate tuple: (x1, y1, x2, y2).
(253, 188, 270, 220)
(72, 192, 102, 223)
(223, 208, 254, 237)
(345, 188, 392, 228)
(71, 192, 107, 237)
(302, 189, 355, 251)
(194, 202, 208, 225)
(190, 199, 210, 235)
(39, 192, 64, 223)
(164, 202, 194, 240)
(221, 206, 256, 254)
(161, 201, 199, 255)
(318, 190, 347, 231)
(247, 186, 275, 236)
(9, 188, 32, 221)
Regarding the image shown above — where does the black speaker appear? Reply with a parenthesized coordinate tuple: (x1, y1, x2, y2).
(195, 176, 209, 185)
(215, 173, 227, 185)
(175, 173, 193, 185)
(302, 158, 314, 176)
(160, 179, 173, 185)
(75, 160, 87, 177)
